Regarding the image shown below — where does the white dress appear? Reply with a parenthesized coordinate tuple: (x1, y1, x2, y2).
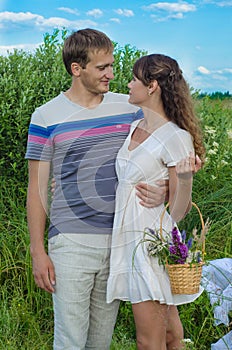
(107, 120, 204, 305)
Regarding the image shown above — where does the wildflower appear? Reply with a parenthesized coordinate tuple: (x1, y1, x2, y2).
(136, 209, 210, 267)
(181, 230, 186, 241)
(212, 141, 219, 148)
(208, 149, 217, 155)
(227, 129, 232, 139)
(221, 159, 228, 166)
(187, 237, 193, 249)
(171, 227, 181, 244)
(204, 126, 216, 135)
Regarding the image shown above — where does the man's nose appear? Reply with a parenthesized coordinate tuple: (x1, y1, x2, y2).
(105, 66, 114, 79)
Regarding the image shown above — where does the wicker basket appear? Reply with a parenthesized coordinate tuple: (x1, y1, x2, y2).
(160, 202, 205, 295)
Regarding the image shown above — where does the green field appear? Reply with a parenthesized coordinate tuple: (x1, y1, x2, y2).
(0, 30, 231, 349)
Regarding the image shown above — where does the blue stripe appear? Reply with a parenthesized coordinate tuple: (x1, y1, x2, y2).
(48, 113, 136, 136)
(29, 124, 57, 137)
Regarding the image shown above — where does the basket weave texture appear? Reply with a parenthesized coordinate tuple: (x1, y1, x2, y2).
(166, 262, 204, 294)
(160, 202, 205, 295)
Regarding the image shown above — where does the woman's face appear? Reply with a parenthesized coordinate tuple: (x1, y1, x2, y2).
(127, 76, 148, 106)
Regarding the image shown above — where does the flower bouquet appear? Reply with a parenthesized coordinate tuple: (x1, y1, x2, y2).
(137, 202, 210, 294)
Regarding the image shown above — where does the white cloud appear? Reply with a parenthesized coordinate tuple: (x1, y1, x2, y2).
(192, 65, 232, 93)
(86, 9, 103, 18)
(0, 11, 43, 23)
(217, 1, 232, 6)
(197, 66, 232, 76)
(143, 2, 196, 13)
(114, 9, 134, 17)
(214, 68, 232, 75)
(202, 0, 232, 6)
(143, 2, 195, 22)
(197, 66, 211, 74)
(0, 42, 42, 56)
(57, 7, 80, 15)
(223, 68, 232, 73)
(110, 18, 121, 23)
(151, 12, 184, 21)
(0, 11, 97, 29)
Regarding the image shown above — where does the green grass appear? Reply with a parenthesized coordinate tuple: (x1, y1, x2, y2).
(1, 97, 232, 348)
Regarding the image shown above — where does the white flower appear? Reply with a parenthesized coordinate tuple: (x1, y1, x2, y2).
(183, 338, 194, 344)
(212, 141, 219, 148)
(208, 149, 217, 155)
(204, 126, 216, 135)
(221, 159, 228, 166)
(227, 130, 232, 139)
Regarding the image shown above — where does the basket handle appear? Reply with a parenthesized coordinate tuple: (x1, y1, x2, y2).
(159, 202, 205, 256)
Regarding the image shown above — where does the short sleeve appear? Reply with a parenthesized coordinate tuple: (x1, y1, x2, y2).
(161, 128, 194, 167)
(25, 109, 54, 161)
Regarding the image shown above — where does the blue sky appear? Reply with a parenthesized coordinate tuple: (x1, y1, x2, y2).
(0, 0, 231, 93)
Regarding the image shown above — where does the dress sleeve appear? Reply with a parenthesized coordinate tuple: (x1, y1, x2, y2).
(25, 109, 54, 161)
(161, 129, 194, 167)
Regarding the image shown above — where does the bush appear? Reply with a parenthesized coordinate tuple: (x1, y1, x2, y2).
(0, 29, 231, 349)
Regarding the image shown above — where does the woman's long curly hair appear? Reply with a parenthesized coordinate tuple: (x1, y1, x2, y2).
(133, 54, 205, 162)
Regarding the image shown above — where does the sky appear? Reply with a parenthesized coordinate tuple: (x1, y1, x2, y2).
(0, 0, 231, 94)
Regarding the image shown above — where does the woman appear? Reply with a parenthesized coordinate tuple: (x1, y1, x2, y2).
(107, 54, 205, 349)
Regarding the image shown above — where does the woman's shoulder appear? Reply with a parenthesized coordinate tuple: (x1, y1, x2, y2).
(167, 122, 192, 138)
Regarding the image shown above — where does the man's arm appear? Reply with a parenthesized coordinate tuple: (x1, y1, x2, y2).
(135, 180, 168, 208)
(27, 160, 55, 293)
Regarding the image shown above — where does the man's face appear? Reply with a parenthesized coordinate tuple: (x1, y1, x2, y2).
(79, 50, 114, 94)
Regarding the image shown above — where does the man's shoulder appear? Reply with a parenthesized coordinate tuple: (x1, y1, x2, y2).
(104, 92, 139, 112)
(36, 93, 63, 113)
(105, 91, 129, 103)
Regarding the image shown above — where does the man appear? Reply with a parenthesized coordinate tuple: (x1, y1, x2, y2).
(25, 29, 199, 349)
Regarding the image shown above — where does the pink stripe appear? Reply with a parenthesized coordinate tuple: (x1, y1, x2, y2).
(55, 124, 130, 143)
(28, 135, 52, 146)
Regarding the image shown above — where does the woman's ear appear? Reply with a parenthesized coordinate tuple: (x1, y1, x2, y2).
(147, 80, 159, 95)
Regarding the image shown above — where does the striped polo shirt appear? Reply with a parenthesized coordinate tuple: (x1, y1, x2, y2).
(25, 92, 141, 238)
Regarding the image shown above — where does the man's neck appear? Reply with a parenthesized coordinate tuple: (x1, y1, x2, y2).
(64, 87, 104, 109)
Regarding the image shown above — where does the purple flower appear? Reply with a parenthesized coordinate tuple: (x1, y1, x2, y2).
(169, 246, 177, 255)
(169, 229, 189, 264)
(147, 228, 155, 235)
(179, 243, 188, 258)
(181, 230, 186, 241)
(187, 238, 193, 249)
(171, 227, 181, 244)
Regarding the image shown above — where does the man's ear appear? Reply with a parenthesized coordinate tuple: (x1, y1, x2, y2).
(71, 62, 81, 77)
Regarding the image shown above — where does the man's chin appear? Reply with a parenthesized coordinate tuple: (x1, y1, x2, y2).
(102, 86, 110, 93)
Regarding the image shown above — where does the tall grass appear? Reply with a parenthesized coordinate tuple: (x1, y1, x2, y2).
(1, 98, 231, 349)
(0, 30, 231, 348)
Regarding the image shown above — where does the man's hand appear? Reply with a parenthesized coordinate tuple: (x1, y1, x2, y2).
(135, 180, 168, 208)
(31, 251, 56, 294)
(51, 177, 56, 195)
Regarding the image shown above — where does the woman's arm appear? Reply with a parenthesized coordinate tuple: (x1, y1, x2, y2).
(135, 153, 201, 209)
(168, 153, 196, 222)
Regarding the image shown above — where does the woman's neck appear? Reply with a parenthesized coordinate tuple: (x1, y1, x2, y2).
(141, 102, 169, 132)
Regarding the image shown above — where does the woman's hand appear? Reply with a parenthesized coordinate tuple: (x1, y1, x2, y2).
(176, 152, 202, 177)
